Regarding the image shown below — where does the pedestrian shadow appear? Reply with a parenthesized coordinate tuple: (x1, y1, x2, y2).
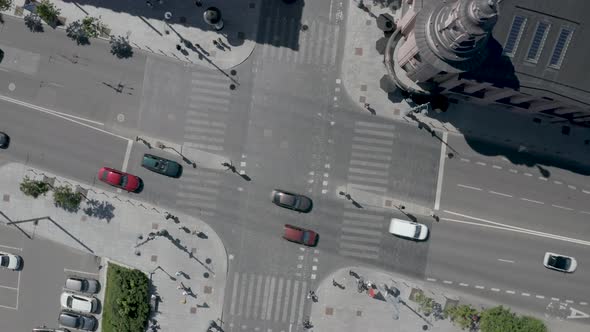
(83, 199, 115, 222)
(239, 173, 252, 182)
(352, 200, 363, 209)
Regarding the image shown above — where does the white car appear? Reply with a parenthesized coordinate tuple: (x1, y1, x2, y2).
(65, 277, 100, 294)
(60, 292, 99, 313)
(389, 218, 429, 241)
(543, 252, 577, 273)
(0, 251, 22, 270)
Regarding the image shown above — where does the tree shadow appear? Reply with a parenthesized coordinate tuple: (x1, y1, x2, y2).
(83, 199, 115, 222)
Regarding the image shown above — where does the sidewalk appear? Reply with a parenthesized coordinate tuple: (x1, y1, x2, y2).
(310, 266, 587, 332)
(3, 0, 260, 69)
(340, 1, 590, 167)
(0, 162, 228, 332)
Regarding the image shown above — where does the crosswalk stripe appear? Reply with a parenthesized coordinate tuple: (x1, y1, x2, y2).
(340, 249, 379, 260)
(342, 227, 382, 236)
(340, 242, 380, 252)
(253, 275, 264, 319)
(297, 281, 307, 323)
(351, 151, 392, 161)
(229, 273, 239, 315)
(175, 200, 217, 210)
(245, 274, 256, 318)
(353, 136, 394, 146)
(341, 234, 382, 243)
(289, 280, 300, 323)
(189, 94, 231, 105)
(260, 276, 271, 319)
(348, 167, 389, 177)
(184, 134, 225, 143)
(354, 128, 397, 138)
(237, 273, 248, 316)
(185, 118, 226, 128)
(281, 279, 292, 322)
(351, 144, 391, 153)
(191, 87, 232, 97)
(274, 278, 284, 321)
(184, 126, 226, 135)
(176, 191, 218, 201)
(343, 211, 384, 220)
(313, 22, 324, 64)
(190, 79, 229, 89)
(342, 219, 384, 229)
(265, 276, 277, 320)
(191, 71, 228, 81)
(184, 142, 224, 151)
(188, 103, 229, 112)
(349, 183, 388, 193)
(322, 23, 333, 66)
(347, 174, 388, 185)
(356, 121, 396, 130)
(350, 159, 390, 169)
(181, 177, 221, 186)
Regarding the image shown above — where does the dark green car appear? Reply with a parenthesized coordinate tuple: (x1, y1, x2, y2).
(141, 154, 183, 178)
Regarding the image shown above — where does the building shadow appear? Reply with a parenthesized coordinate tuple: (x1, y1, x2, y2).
(83, 199, 116, 222)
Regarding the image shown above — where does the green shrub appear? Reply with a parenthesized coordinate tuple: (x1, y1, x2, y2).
(480, 306, 547, 332)
(35, 0, 60, 25)
(20, 176, 50, 198)
(446, 304, 479, 330)
(53, 185, 83, 212)
(0, 0, 13, 11)
(102, 263, 150, 332)
(413, 291, 434, 315)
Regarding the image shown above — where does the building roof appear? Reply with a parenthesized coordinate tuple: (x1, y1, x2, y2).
(479, 0, 590, 108)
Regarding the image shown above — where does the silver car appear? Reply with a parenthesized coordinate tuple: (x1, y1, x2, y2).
(65, 277, 100, 294)
(58, 311, 97, 331)
(270, 189, 313, 213)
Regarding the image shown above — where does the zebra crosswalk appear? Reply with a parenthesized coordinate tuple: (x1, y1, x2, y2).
(338, 120, 399, 260)
(258, 17, 341, 66)
(174, 68, 234, 216)
(229, 273, 308, 324)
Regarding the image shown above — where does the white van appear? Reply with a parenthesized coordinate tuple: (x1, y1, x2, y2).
(388, 218, 429, 241)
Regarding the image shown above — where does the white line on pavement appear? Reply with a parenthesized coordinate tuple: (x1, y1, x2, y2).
(457, 184, 482, 191)
(554, 181, 563, 185)
(522, 293, 530, 296)
(509, 169, 518, 173)
(426, 278, 437, 282)
(64, 268, 99, 276)
(475, 285, 485, 289)
(498, 259, 515, 263)
(552, 298, 560, 301)
(443, 280, 453, 284)
(506, 290, 515, 294)
(566, 300, 574, 303)
(15, 270, 20, 310)
(491, 288, 500, 292)
(460, 158, 470, 162)
(0, 304, 17, 310)
(583, 190, 590, 194)
(0, 284, 18, 290)
(539, 177, 548, 181)
(580, 302, 588, 305)
(459, 283, 469, 287)
(552, 204, 573, 211)
(489, 191, 513, 197)
(536, 295, 545, 299)
(524, 173, 533, 177)
(520, 197, 544, 204)
(568, 185, 577, 190)
(492, 165, 502, 169)
(121, 139, 134, 172)
(475, 161, 486, 166)
(434, 131, 447, 211)
(443, 210, 590, 246)
(0, 244, 23, 251)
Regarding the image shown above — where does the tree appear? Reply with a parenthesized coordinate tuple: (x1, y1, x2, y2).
(0, 0, 13, 11)
(446, 304, 480, 330)
(53, 185, 83, 212)
(19, 176, 50, 198)
(35, 0, 60, 26)
(66, 20, 89, 45)
(109, 35, 133, 59)
(24, 13, 44, 32)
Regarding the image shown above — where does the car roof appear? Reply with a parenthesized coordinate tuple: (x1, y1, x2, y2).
(284, 224, 304, 241)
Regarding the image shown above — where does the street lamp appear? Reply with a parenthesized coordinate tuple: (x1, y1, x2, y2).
(203, 7, 224, 31)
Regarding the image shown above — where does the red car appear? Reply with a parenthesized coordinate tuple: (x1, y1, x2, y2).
(98, 167, 141, 192)
(283, 224, 318, 246)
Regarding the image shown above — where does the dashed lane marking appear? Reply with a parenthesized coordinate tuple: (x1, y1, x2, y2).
(475, 285, 485, 289)
(459, 283, 469, 287)
(489, 191, 513, 197)
(475, 161, 487, 166)
(536, 295, 545, 299)
(491, 288, 500, 292)
(522, 293, 530, 296)
(492, 165, 502, 169)
(460, 158, 470, 162)
(520, 197, 544, 204)
(457, 184, 482, 191)
(552, 204, 573, 211)
(443, 280, 453, 284)
(506, 290, 515, 294)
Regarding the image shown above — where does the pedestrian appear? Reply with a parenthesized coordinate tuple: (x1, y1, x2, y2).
(364, 102, 370, 109)
(195, 43, 201, 50)
(182, 290, 188, 296)
(213, 40, 219, 46)
(176, 44, 182, 51)
(175, 271, 182, 277)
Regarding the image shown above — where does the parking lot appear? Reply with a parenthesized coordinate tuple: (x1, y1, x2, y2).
(0, 224, 101, 331)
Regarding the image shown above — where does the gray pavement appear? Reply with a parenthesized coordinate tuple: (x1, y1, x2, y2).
(0, 162, 228, 332)
(4, 0, 259, 69)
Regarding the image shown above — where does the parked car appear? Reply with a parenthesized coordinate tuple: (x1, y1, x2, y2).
(58, 311, 97, 331)
(0, 251, 22, 270)
(65, 277, 100, 294)
(283, 224, 318, 246)
(543, 252, 577, 273)
(388, 218, 429, 241)
(60, 292, 98, 313)
(270, 189, 313, 213)
(0, 131, 9, 148)
(141, 154, 183, 178)
(98, 167, 141, 192)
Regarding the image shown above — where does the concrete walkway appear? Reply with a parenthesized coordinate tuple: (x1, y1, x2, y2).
(3, 0, 260, 69)
(340, 0, 590, 168)
(0, 162, 227, 332)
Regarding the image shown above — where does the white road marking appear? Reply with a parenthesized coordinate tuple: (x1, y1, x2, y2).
(457, 184, 482, 191)
(524, 173, 533, 177)
(0, 244, 23, 251)
(443, 280, 453, 284)
(539, 177, 548, 181)
(489, 191, 513, 197)
(121, 139, 134, 172)
(509, 169, 518, 173)
(426, 278, 437, 282)
(552, 204, 573, 211)
(552, 297, 560, 301)
(0, 304, 17, 310)
(498, 259, 514, 263)
(522, 293, 530, 296)
(491, 288, 500, 292)
(475, 161, 487, 166)
(520, 197, 544, 204)
(0, 284, 18, 290)
(64, 268, 99, 276)
(459, 283, 469, 287)
(506, 290, 515, 294)
(460, 158, 470, 162)
(583, 190, 590, 194)
(443, 210, 590, 246)
(475, 285, 485, 289)
(536, 295, 545, 299)
(568, 185, 577, 190)
(554, 181, 563, 185)
(492, 165, 502, 169)
(434, 132, 448, 211)
(566, 300, 574, 304)
(580, 302, 588, 305)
